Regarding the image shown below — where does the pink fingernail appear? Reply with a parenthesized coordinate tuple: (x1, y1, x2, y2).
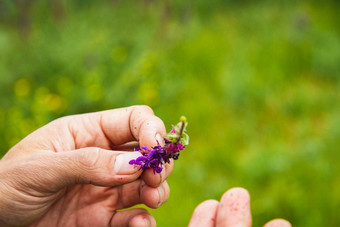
(114, 152, 142, 175)
(156, 133, 164, 146)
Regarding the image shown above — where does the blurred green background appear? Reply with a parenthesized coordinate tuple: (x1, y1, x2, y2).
(1, 0, 340, 226)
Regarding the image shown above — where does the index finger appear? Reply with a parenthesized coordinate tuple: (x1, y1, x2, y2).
(67, 105, 166, 149)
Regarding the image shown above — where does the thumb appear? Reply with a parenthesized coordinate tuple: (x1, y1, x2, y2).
(52, 147, 143, 189)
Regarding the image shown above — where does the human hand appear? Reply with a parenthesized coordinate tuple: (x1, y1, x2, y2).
(189, 187, 291, 227)
(0, 105, 172, 227)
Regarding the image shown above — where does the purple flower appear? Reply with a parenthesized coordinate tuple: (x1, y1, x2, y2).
(129, 139, 186, 173)
(129, 117, 189, 174)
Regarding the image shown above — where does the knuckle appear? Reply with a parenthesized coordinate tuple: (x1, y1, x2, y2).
(74, 148, 102, 170)
(51, 115, 70, 126)
(133, 105, 154, 115)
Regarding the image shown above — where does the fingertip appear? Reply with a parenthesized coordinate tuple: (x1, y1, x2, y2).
(140, 181, 170, 209)
(189, 200, 219, 227)
(109, 152, 145, 186)
(193, 199, 219, 214)
(141, 168, 161, 187)
(142, 161, 173, 187)
(139, 115, 166, 148)
(159, 180, 170, 207)
(140, 185, 159, 209)
(264, 219, 291, 227)
(129, 213, 156, 227)
(111, 208, 156, 227)
(221, 187, 250, 204)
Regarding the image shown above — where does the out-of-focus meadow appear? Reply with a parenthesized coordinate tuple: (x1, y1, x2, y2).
(1, 0, 340, 226)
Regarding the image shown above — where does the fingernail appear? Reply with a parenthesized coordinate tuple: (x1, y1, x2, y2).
(156, 133, 164, 146)
(157, 185, 165, 207)
(114, 152, 142, 175)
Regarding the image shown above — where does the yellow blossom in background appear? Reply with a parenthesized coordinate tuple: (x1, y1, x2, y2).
(86, 84, 103, 101)
(14, 78, 30, 97)
(138, 81, 160, 106)
(44, 94, 63, 112)
(140, 51, 157, 77)
(111, 46, 128, 63)
(57, 77, 74, 95)
(122, 69, 138, 86)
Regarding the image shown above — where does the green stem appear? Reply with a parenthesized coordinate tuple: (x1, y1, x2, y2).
(176, 120, 185, 143)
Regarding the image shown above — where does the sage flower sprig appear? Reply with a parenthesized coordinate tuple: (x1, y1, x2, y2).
(129, 116, 189, 173)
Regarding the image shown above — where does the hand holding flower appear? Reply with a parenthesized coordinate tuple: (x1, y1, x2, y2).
(0, 105, 171, 227)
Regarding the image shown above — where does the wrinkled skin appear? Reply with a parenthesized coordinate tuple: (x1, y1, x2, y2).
(0, 105, 173, 227)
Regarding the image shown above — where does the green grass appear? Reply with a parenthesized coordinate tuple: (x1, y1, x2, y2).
(1, 0, 340, 226)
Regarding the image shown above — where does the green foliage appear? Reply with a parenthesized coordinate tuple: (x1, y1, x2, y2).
(1, 0, 340, 226)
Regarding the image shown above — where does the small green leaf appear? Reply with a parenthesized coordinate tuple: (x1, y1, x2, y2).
(173, 122, 182, 133)
(164, 116, 189, 145)
(180, 132, 189, 146)
(165, 133, 178, 143)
